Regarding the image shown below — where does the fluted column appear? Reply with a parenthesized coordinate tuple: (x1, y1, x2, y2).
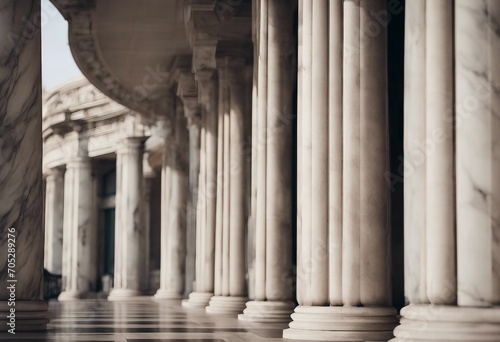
(185, 121, 200, 296)
(403, 0, 427, 305)
(177, 92, 201, 302)
(183, 72, 219, 308)
(155, 99, 189, 300)
(143, 158, 155, 293)
(108, 137, 147, 300)
(393, 1, 500, 340)
(284, 1, 397, 340)
(44, 167, 65, 275)
(239, 0, 296, 323)
(58, 156, 96, 301)
(206, 57, 250, 315)
(0, 0, 49, 330)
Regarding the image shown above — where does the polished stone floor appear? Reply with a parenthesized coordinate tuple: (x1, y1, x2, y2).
(0, 299, 308, 342)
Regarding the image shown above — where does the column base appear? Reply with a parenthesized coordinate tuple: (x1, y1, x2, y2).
(238, 300, 295, 322)
(58, 290, 91, 301)
(206, 296, 248, 315)
(181, 292, 213, 309)
(0, 300, 49, 332)
(283, 306, 398, 341)
(391, 304, 500, 341)
(107, 288, 146, 301)
(153, 289, 184, 301)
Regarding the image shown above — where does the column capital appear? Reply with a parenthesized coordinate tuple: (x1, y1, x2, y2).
(192, 41, 218, 76)
(176, 72, 202, 128)
(66, 156, 91, 169)
(143, 153, 156, 179)
(43, 166, 65, 179)
(65, 129, 91, 162)
(117, 136, 147, 154)
(183, 98, 202, 128)
(216, 56, 252, 85)
(195, 67, 218, 82)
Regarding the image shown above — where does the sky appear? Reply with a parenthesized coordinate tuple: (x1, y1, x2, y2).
(41, 0, 83, 91)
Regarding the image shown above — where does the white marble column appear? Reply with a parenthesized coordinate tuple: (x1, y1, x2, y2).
(108, 137, 148, 300)
(182, 72, 219, 308)
(143, 158, 155, 293)
(403, 0, 428, 305)
(239, 0, 296, 323)
(285, 0, 397, 340)
(44, 167, 65, 275)
(206, 58, 250, 315)
(155, 99, 189, 300)
(393, 1, 500, 340)
(425, 0, 456, 305)
(185, 106, 200, 297)
(0, 0, 49, 331)
(59, 156, 97, 301)
(455, 0, 500, 309)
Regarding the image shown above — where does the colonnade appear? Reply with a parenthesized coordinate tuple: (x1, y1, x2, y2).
(2, 0, 500, 340)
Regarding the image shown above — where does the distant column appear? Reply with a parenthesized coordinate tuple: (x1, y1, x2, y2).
(182, 72, 219, 308)
(44, 167, 65, 275)
(108, 137, 148, 300)
(59, 154, 96, 301)
(155, 99, 189, 300)
(206, 56, 251, 315)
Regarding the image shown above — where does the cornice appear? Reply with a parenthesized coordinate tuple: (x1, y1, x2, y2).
(50, 0, 161, 118)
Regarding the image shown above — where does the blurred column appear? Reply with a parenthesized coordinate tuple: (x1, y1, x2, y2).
(182, 71, 219, 308)
(44, 167, 65, 275)
(59, 131, 96, 301)
(155, 98, 189, 300)
(108, 136, 147, 300)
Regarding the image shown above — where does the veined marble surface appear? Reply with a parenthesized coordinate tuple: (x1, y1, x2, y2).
(455, 0, 500, 307)
(0, 0, 44, 301)
(403, 0, 428, 305)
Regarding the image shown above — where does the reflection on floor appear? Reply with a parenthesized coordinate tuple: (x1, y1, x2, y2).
(0, 299, 308, 342)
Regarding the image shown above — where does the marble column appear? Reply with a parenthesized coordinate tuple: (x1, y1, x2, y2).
(284, 0, 398, 340)
(182, 99, 201, 297)
(143, 157, 155, 293)
(239, 0, 295, 323)
(182, 72, 218, 308)
(0, 0, 49, 331)
(58, 154, 97, 301)
(108, 137, 148, 300)
(403, 0, 427, 306)
(155, 99, 189, 300)
(44, 167, 65, 275)
(455, 0, 500, 310)
(392, 1, 500, 340)
(206, 57, 250, 315)
(185, 124, 200, 296)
